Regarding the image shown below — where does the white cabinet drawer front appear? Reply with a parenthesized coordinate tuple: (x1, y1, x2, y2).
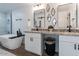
(59, 35, 79, 43)
(59, 35, 75, 42)
(26, 33, 41, 39)
(73, 37, 79, 43)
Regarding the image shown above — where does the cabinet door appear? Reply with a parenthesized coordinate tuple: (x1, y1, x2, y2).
(75, 44, 79, 56)
(59, 35, 79, 43)
(25, 35, 32, 52)
(25, 33, 42, 55)
(59, 41, 77, 56)
(30, 37, 42, 55)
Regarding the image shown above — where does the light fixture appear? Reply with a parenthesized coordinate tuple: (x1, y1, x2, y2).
(28, 19, 31, 27)
(33, 4, 45, 11)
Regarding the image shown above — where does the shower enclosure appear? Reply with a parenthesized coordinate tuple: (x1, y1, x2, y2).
(5, 11, 12, 34)
(0, 11, 12, 35)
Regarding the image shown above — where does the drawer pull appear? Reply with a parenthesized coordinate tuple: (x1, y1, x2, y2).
(78, 44, 79, 50)
(74, 44, 76, 50)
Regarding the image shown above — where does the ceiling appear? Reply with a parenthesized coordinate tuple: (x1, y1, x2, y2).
(0, 3, 67, 13)
(0, 3, 31, 13)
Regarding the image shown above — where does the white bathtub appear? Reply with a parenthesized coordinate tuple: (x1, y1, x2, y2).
(0, 34, 23, 50)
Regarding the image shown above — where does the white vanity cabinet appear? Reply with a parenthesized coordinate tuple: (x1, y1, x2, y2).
(25, 32, 43, 55)
(59, 35, 79, 56)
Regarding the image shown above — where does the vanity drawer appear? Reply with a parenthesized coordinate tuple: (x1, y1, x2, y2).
(25, 33, 41, 39)
(59, 35, 79, 43)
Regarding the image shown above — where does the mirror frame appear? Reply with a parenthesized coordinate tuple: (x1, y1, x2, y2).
(51, 8, 55, 16)
(47, 14, 51, 22)
(46, 4, 50, 12)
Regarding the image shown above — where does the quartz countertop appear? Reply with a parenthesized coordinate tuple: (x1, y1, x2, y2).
(24, 30, 79, 36)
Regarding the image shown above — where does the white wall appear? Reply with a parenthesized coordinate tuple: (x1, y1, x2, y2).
(12, 10, 23, 34)
(12, 4, 33, 34)
(21, 4, 33, 31)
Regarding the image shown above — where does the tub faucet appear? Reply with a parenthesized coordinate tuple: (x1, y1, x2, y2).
(67, 25, 72, 32)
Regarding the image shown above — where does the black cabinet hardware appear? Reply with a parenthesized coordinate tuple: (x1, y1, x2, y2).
(74, 44, 76, 50)
(78, 44, 79, 50)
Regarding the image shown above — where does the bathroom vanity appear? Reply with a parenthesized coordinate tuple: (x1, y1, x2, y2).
(25, 30, 79, 56)
(24, 3, 79, 56)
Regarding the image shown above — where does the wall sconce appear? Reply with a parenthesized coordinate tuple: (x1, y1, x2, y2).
(33, 4, 45, 11)
(28, 19, 31, 27)
(33, 3, 41, 7)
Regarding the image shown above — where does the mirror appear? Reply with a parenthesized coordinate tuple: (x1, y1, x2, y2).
(51, 8, 55, 16)
(33, 9, 45, 28)
(46, 4, 50, 12)
(47, 14, 51, 22)
(58, 3, 76, 29)
(52, 18, 56, 27)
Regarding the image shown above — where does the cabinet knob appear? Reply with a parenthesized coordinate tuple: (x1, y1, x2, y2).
(30, 37, 33, 42)
(78, 44, 79, 50)
(74, 44, 76, 50)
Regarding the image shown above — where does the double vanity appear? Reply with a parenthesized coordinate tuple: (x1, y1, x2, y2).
(24, 3, 79, 56)
(24, 29, 79, 56)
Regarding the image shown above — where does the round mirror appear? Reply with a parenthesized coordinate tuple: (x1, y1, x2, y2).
(46, 4, 50, 12)
(51, 8, 55, 16)
(47, 14, 51, 22)
(52, 18, 56, 27)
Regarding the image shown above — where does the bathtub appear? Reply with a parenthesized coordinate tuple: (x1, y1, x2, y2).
(0, 34, 23, 50)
